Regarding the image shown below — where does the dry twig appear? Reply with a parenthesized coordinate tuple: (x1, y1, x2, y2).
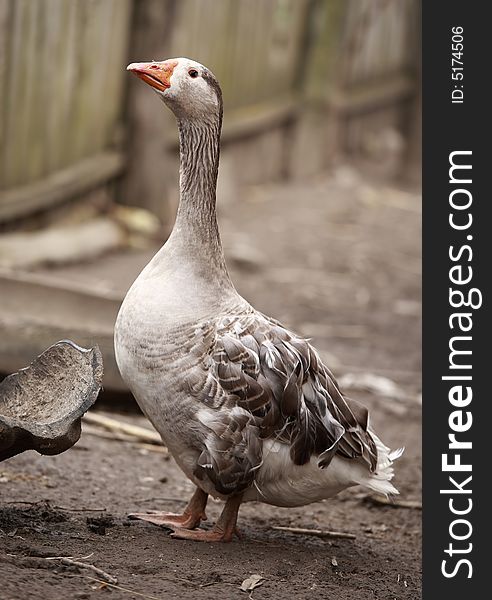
(82, 423, 137, 443)
(364, 495, 422, 510)
(83, 424, 169, 456)
(54, 505, 107, 512)
(271, 525, 356, 540)
(133, 496, 187, 504)
(83, 577, 164, 599)
(54, 557, 118, 584)
(134, 442, 169, 455)
(83, 413, 163, 445)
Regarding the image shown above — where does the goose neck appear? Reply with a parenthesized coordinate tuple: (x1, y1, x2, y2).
(167, 116, 230, 279)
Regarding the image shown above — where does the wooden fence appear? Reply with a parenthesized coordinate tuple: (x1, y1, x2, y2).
(334, 0, 419, 158)
(0, 0, 421, 390)
(122, 0, 313, 224)
(0, 0, 420, 226)
(0, 0, 131, 221)
(291, 0, 419, 176)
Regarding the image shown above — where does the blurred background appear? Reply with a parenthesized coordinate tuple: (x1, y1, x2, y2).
(0, 0, 421, 398)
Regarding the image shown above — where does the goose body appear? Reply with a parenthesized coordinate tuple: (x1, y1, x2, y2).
(115, 58, 401, 541)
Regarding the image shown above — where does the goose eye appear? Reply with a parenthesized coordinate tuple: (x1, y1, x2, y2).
(188, 69, 199, 78)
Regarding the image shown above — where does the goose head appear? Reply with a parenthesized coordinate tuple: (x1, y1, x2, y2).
(127, 57, 222, 122)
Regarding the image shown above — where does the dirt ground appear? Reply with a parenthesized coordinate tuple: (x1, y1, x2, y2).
(0, 166, 421, 599)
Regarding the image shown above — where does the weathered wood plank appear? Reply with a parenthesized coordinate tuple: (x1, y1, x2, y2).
(224, 94, 299, 142)
(69, 0, 95, 163)
(0, 269, 123, 390)
(0, 0, 131, 218)
(45, 0, 75, 172)
(341, 0, 417, 86)
(327, 74, 415, 115)
(0, 0, 12, 187)
(3, 0, 30, 187)
(121, 0, 178, 225)
(301, 0, 345, 103)
(0, 151, 125, 221)
(103, 0, 132, 146)
(0, 216, 125, 269)
(26, 0, 46, 182)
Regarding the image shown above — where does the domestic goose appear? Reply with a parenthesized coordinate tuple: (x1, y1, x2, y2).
(115, 58, 402, 542)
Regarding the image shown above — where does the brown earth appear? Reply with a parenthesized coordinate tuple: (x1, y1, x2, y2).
(0, 166, 421, 599)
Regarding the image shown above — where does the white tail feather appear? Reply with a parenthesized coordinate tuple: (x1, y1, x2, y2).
(357, 433, 404, 496)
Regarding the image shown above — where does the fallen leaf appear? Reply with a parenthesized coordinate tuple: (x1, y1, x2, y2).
(240, 574, 265, 592)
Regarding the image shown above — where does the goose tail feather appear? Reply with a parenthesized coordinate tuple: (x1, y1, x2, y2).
(356, 433, 404, 496)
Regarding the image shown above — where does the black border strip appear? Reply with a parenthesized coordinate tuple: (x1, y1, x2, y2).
(423, 3, 489, 597)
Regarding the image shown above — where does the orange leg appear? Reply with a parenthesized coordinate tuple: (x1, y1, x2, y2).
(171, 494, 242, 542)
(129, 487, 208, 529)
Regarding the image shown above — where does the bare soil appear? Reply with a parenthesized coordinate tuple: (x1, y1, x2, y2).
(0, 167, 421, 599)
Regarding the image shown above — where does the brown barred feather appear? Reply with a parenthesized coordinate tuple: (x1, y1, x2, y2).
(187, 311, 380, 495)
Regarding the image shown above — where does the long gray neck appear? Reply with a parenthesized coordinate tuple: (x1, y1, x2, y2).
(166, 115, 231, 282)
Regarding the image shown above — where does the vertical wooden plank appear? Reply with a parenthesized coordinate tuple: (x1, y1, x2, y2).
(121, 0, 179, 224)
(25, 0, 46, 182)
(101, 0, 132, 148)
(196, 0, 213, 65)
(2, 0, 21, 185)
(34, 0, 51, 180)
(20, 0, 41, 183)
(173, 0, 200, 60)
(69, 0, 95, 162)
(201, 0, 230, 88)
(268, 0, 303, 100)
(250, 0, 270, 104)
(243, 0, 259, 105)
(217, 0, 240, 104)
(265, 0, 282, 97)
(4, 0, 34, 187)
(301, 0, 345, 103)
(235, 0, 256, 106)
(287, 0, 311, 93)
(343, 0, 360, 86)
(54, 0, 79, 170)
(225, 0, 241, 106)
(363, 1, 378, 81)
(87, 0, 131, 154)
(80, 0, 109, 156)
(190, 0, 206, 62)
(168, 0, 187, 55)
(90, 0, 109, 150)
(43, 0, 66, 177)
(0, 0, 12, 189)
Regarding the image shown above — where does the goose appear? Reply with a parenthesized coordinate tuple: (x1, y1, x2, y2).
(115, 57, 402, 542)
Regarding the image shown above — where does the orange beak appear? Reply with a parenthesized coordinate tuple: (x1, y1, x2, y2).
(127, 60, 178, 92)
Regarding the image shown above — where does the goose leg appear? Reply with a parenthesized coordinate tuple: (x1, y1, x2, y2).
(171, 494, 242, 542)
(129, 487, 208, 529)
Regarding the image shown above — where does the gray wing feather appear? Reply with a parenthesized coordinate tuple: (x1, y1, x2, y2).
(189, 312, 378, 495)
